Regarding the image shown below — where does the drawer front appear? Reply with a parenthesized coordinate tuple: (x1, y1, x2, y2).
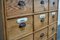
(6, 0, 33, 17)
(49, 34, 56, 40)
(6, 16, 33, 40)
(49, 12, 57, 24)
(14, 34, 33, 40)
(34, 28, 47, 40)
(34, 0, 48, 12)
(48, 23, 57, 37)
(49, 0, 58, 11)
(34, 13, 48, 31)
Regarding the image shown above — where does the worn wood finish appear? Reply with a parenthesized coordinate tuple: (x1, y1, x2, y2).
(5, 0, 33, 17)
(0, 0, 6, 40)
(17, 34, 33, 40)
(34, 28, 48, 40)
(49, 12, 58, 25)
(0, 0, 58, 40)
(34, 0, 48, 13)
(48, 34, 56, 40)
(48, 23, 57, 37)
(7, 34, 33, 40)
(6, 16, 33, 40)
(49, 0, 58, 11)
(34, 13, 48, 31)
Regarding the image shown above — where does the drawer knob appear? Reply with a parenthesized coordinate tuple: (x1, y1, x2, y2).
(18, 1, 25, 7)
(40, 33, 44, 37)
(52, 15, 55, 18)
(40, 0, 44, 4)
(19, 22, 26, 28)
(40, 14, 45, 22)
(40, 18, 44, 22)
(52, 12, 55, 18)
(52, 38, 54, 40)
(52, 27, 54, 31)
(53, 2, 55, 5)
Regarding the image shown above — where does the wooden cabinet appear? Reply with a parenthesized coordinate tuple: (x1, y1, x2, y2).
(0, 0, 58, 40)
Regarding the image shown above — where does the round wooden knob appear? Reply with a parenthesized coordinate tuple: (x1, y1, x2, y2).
(19, 22, 26, 28)
(18, 1, 25, 6)
(40, 33, 44, 37)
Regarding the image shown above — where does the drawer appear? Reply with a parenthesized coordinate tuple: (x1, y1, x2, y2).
(13, 34, 33, 40)
(6, 16, 33, 40)
(49, 0, 58, 11)
(34, 28, 48, 40)
(34, 0, 48, 13)
(48, 23, 57, 37)
(49, 12, 57, 24)
(49, 34, 56, 40)
(6, 0, 33, 17)
(34, 13, 48, 31)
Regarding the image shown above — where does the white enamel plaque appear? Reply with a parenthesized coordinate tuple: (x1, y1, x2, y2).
(16, 17, 28, 24)
(51, 12, 56, 16)
(40, 14, 46, 19)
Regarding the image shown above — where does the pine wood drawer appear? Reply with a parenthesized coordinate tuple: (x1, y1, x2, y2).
(6, 16, 33, 40)
(14, 34, 33, 40)
(6, 0, 33, 17)
(34, 13, 48, 31)
(49, 0, 58, 11)
(34, 0, 48, 13)
(48, 23, 57, 37)
(49, 12, 57, 24)
(49, 34, 56, 40)
(34, 28, 48, 40)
